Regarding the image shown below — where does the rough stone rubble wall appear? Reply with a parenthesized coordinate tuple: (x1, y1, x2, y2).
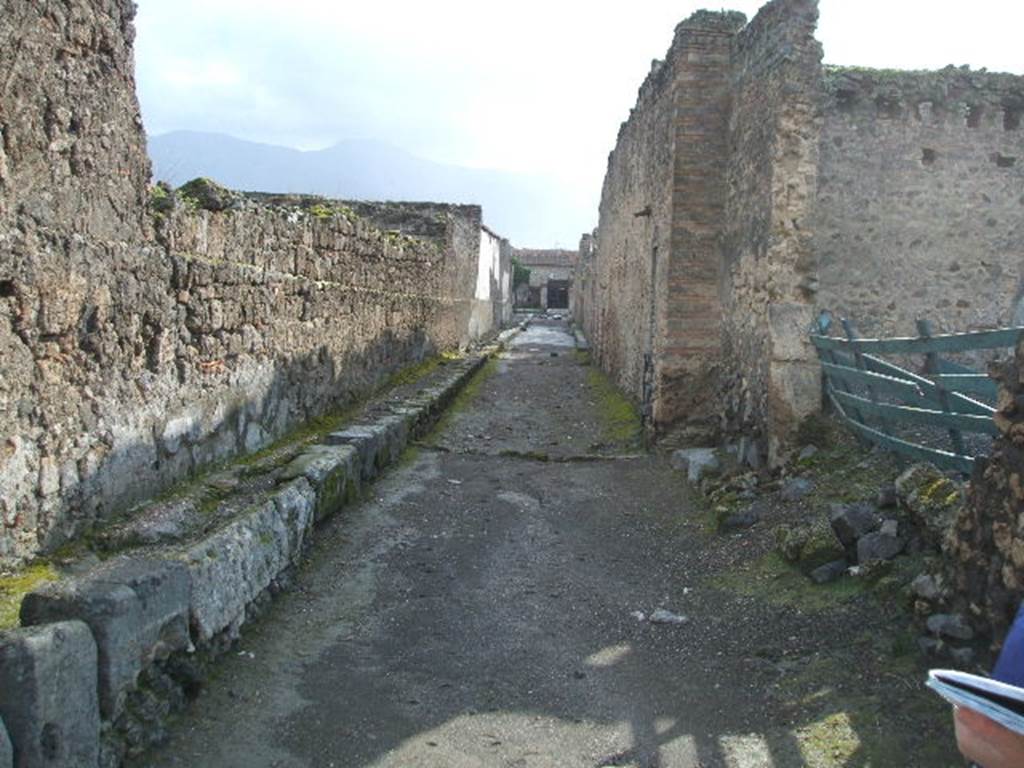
(946, 341, 1024, 643)
(812, 69, 1024, 340)
(0, 1, 489, 567)
(580, 51, 677, 421)
(581, 0, 1024, 459)
(720, 0, 822, 464)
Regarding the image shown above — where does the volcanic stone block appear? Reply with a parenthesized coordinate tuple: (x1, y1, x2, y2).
(280, 444, 360, 522)
(183, 479, 315, 641)
(0, 621, 100, 767)
(670, 448, 720, 483)
(829, 502, 882, 548)
(20, 557, 190, 719)
(857, 530, 905, 564)
(377, 413, 411, 467)
(326, 425, 388, 481)
(927, 613, 975, 641)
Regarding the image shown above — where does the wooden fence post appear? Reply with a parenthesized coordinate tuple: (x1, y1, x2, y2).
(916, 318, 966, 457)
(841, 318, 888, 437)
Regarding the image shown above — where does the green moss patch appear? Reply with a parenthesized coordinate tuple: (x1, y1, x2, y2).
(584, 365, 642, 447)
(777, 653, 959, 767)
(0, 563, 59, 630)
(711, 552, 864, 612)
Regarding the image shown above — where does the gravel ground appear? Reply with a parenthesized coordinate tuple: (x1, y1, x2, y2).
(135, 319, 963, 768)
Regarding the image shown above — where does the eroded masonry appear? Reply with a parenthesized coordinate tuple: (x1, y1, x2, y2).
(0, 1, 513, 567)
(575, 0, 1024, 464)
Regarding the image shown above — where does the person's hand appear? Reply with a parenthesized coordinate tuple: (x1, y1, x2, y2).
(955, 706, 1024, 767)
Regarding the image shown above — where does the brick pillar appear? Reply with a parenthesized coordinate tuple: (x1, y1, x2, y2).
(654, 17, 739, 439)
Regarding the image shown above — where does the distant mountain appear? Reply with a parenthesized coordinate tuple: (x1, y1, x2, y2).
(147, 131, 590, 247)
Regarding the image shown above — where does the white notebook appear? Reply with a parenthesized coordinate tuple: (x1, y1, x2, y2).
(927, 668, 1024, 736)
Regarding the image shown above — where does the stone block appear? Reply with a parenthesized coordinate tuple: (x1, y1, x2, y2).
(857, 530, 905, 564)
(828, 502, 882, 548)
(911, 573, 942, 602)
(927, 613, 975, 641)
(272, 479, 316, 560)
(895, 464, 961, 546)
(780, 477, 813, 503)
(326, 425, 387, 481)
(810, 559, 848, 585)
(768, 303, 816, 362)
(183, 479, 315, 642)
(768, 361, 822, 426)
(377, 413, 411, 467)
(0, 621, 100, 767)
(20, 557, 190, 719)
(280, 444, 360, 522)
(669, 448, 720, 483)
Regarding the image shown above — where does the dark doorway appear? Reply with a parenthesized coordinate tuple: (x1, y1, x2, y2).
(547, 280, 569, 309)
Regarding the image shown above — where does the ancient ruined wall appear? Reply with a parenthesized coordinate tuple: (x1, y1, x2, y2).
(245, 195, 489, 347)
(1, 0, 151, 564)
(0, 1, 484, 567)
(584, 53, 681, 416)
(813, 68, 1024, 340)
(572, 233, 596, 331)
(0, 0, 149, 242)
(945, 341, 1024, 643)
(588, 0, 1024, 459)
(658, 12, 745, 442)
(720, 0, 823, 464)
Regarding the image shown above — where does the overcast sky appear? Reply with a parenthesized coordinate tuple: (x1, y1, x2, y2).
(135, 0, 1024, 244)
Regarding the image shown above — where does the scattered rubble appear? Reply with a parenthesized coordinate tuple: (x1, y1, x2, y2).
(779, 477, 814, 503)
(926, 614, 975, 642)
(670, 448, 720, 484)
(687, 421, 982, 669)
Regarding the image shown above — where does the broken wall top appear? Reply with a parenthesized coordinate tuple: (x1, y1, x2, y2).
(0, 0, 150, 243)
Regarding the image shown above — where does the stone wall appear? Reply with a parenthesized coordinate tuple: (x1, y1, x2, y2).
(580, 0, 1024, 460)
(580, 49, 682, 426)
(720, 0, 822, 465)
(1, 0, 152, 565)
(813, 68, 1024, 339)
(945, 340, 1024, 643)
(0, 0, 496, 568)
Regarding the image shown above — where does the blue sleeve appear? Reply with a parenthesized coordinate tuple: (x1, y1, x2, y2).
(994, 604, 1024, 688)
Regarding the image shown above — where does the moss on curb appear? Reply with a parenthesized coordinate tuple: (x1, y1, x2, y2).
(581, 356, 642, 447)
(0, 563, 59, 630)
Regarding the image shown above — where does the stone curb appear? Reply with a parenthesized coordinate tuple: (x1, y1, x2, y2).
(0, 621, 100, 767)
(2, 344, 500, 766)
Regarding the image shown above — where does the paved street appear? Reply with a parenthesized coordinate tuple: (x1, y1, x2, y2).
(138, 320, 958, 768)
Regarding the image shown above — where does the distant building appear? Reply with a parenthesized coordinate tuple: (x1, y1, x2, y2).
(512, 249, 578, 311)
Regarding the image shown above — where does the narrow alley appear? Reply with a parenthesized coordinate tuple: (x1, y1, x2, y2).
(135, 320, 957, 768)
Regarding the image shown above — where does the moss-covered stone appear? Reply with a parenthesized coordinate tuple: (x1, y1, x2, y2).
(177, 177, 239, 213)
(775, 520, 846, 573)
(0, 563, 60, 630)
(895, 464, 963, 547)
(148, 181, 176, 215)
